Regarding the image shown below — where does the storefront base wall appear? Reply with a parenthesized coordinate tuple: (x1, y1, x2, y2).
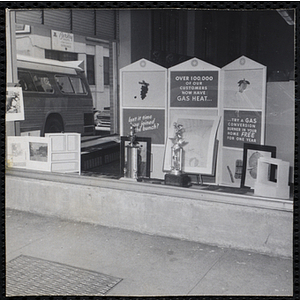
(6, 170, 293, 258)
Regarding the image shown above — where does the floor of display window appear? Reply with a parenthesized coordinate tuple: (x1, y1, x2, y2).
(82, 159, 121, 179)
(81, 158, 291, 197)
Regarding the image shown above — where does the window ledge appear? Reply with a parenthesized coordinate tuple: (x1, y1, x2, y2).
(6, 168, 293, 212)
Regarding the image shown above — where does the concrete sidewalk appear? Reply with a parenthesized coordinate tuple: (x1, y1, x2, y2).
(5, 208, 293, 296)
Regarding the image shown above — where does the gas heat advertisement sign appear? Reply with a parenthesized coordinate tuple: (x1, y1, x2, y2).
(170, 71, 218, 107)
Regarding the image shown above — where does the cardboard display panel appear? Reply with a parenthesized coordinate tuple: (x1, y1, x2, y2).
(218, 56, 266, 187)
(120, 59, 167, 179)
(167, 58, 221, 180)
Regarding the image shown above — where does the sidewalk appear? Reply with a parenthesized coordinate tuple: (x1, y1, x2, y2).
(5, 208, 293, 296)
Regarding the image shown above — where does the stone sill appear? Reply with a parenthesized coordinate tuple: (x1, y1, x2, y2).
(5, 168, 293, 213)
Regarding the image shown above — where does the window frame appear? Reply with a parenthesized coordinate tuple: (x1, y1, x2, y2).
(103, 56, 110, 86)
(86, 54, 96, 86)
(69, 76, 87, 94)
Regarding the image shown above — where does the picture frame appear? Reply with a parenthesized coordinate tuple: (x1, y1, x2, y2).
(241, 143, 276, 189)
(45, 133, 81, 174)
(26, 136, 52, 172)
(163, 116, 220, 175)
(120, 136, 151, 178)
(6, 86, 25, 121)
(6, 137, 28, 168)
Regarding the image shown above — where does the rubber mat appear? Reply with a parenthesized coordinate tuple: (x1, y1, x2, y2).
(6, 255, 122, 296)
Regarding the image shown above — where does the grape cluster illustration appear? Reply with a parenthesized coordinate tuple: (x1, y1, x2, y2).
(139, 80, 150, 100)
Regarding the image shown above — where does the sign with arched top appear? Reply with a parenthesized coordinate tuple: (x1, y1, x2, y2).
(165, 58, 221, 178)
(120, 58, 167, 179)
(218, 56, 267, 187)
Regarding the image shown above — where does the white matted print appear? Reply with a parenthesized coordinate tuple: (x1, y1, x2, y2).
(6, 87, 25, 121)
(26, 136, 52, 171)
(241, 144, 276, 189)
(164, 116, 220, 174)
(6, 137, 27, 168)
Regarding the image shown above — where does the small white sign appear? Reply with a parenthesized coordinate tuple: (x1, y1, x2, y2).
(51, 30, 74, 52)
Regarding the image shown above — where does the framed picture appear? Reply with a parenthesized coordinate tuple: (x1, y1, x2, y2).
(120, 136, 151, 178)
(6, 137, 27, 168)
(163, 116, 220, 175)
(6, 87, 25, 121)
(26, 136, 52, 171)
(241, 143, 276, 189)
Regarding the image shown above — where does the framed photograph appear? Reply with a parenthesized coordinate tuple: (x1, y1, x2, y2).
(241, 143, 276, 189)
(6, 86, 25, 121)
(120, 136, 151, 178)
(26, 136, 52, 172)
(6, 137, 27, 168)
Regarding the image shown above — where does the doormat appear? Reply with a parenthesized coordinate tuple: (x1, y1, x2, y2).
(6, 255, 122, 296)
